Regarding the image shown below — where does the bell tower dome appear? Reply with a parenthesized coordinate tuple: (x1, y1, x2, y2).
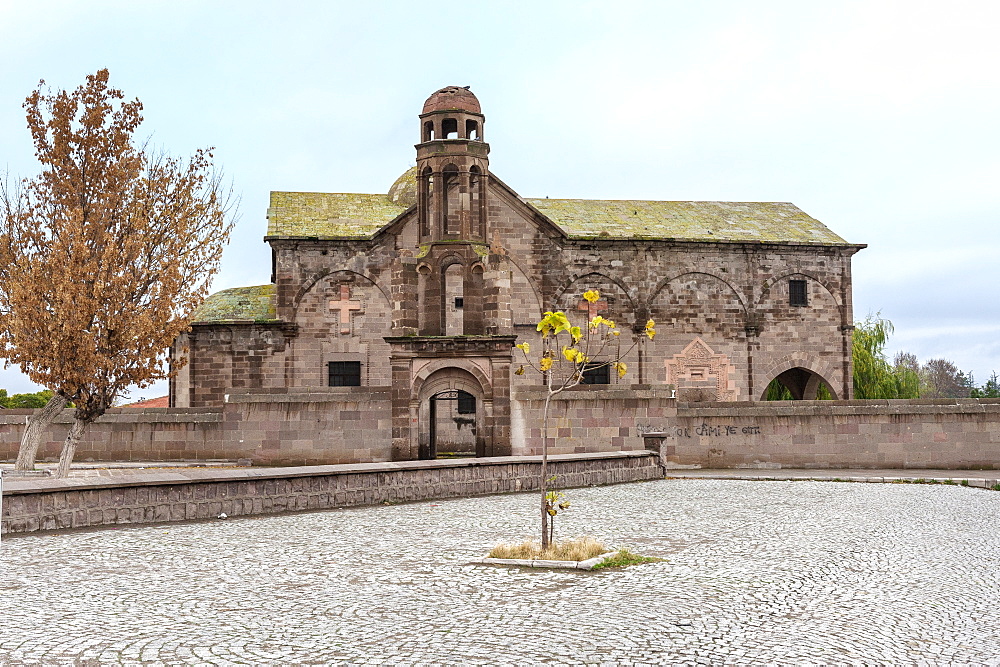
(416, 86, 489, 242)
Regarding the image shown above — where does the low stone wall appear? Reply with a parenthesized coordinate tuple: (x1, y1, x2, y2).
(0, 451, 661, 535)
(223, 388, 393, 465)
(0, 408, 225, 462)
(512, 386, 677, 456)
(652, 399, 1000, 469)
(0, 387, 393, 467)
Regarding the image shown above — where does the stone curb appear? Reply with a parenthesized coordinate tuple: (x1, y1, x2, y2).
(664, 473, 1000, 489)
(473, 550, 619, 570)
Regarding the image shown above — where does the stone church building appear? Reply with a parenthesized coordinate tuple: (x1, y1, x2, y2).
(170, 86, 864, 462)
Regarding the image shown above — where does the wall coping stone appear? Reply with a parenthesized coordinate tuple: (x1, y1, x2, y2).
(513, 387, 677, 401)
(225, 387, 392, 404)
(0, 409, 222, 425)
(1, 450, 656, 496)
(681, 400, 1000, 418)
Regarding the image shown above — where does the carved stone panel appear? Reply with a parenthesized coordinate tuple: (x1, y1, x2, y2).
(664, 338, 737, 402)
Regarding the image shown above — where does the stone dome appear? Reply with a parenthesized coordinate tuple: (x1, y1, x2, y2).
(422, 86, 481, 114)
(388, 166, 418, 207)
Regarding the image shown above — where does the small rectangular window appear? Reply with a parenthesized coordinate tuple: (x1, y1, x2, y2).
(328, 361, 361, 387)
(581, 363, 610, 385)
(789, 279, 808, 307)
(454, 297, 464, 309)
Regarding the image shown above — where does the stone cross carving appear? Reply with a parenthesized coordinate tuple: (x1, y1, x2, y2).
(329, 285, 363, 334)
(577, 297, 608, 320)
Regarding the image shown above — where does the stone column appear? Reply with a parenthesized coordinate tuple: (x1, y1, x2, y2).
(482, 254, 513, 335)
(390, 251, 419, 335)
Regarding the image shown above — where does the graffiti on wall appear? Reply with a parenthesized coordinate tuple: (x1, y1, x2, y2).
(636, 422, 761, 438)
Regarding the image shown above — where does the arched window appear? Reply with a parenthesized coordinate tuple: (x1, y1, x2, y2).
(469, 165, 482, 236)
(442, 165, 459, 235)
(442, 118, 458, 139)
(419, 167, 434, 237)
(423, 120, 435, 142)
(466, 120, 479, 140)
(444, 263, 464, 335)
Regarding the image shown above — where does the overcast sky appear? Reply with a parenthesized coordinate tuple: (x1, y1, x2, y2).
(1, 0, 997, 399)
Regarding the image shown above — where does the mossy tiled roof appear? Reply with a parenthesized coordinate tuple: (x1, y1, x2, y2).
(265, 172, 850, 245)
(524, 199, 850, 244)
(192, 285, 277, 323)
(267, 192, 408, 239)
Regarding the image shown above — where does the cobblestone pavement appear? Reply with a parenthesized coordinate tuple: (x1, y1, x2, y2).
(2, 478, 999, 665)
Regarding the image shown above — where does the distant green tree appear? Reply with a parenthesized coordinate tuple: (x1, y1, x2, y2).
(0, 388, 58, 409)
(971, 372, 1000, 398)
(852, 315, 921, 399)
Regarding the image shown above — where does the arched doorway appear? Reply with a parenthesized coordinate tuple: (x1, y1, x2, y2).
(762, 366, 838, 400)
(426, 389, 478, 458)
(415, 367, 487, 460)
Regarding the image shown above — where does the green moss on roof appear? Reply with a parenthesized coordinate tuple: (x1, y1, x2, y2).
(267, 192, 407, 239)
(192, 285, 277, 323)
(525, 199, 851, 244)
(265, 172, 851, 245)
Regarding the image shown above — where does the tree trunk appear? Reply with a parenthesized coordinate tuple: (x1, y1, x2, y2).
(540, 392, 552, 549)
(54, 417, 87, 478)
(14, 394, 68, 471)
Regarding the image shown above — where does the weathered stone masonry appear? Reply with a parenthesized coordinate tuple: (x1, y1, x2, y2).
(169, 85, 865, 461)
(1, 452, 661, 535)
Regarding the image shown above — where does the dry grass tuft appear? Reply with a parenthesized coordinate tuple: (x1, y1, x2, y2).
(487, 536, 609, 561)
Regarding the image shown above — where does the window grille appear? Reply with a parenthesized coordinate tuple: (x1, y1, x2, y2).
(789, 279, 808, 307)
(457, 390, 476, 414)
(581, 364, 611, 385)
(328, 361, 362, 387)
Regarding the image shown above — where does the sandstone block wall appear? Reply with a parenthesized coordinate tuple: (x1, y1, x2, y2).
(653, 399, 1000, 469)
(512, 387, 678, 456)
(0, 388, 393, 467)
(0, 408, 225, 463)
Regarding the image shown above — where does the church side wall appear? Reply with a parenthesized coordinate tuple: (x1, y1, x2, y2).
(272, 243, 396, 390)
(485, 187, 854, 402)
(181, 323, 294, 408)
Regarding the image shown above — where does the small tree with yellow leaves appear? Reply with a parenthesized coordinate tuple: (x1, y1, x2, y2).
(514, 289, 655, 548)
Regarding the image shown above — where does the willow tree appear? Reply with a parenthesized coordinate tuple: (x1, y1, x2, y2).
(0, 69, 234, 476)
(514, 290, 655, 548)
(852, 314, 920, 399)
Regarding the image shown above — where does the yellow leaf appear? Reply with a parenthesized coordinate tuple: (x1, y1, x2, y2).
(515, 365, 525, 375)
(583, 289, 601, 303)
(615, 361, 627, 378)
(539, 357, 553, 371)
(515, 342, 530, 353)
(562, 346, 578, 362)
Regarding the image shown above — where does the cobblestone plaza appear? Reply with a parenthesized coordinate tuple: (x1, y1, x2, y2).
(2, 478, 999, 664)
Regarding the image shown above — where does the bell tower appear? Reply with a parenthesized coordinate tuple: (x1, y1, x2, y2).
(416, 86, 489, 241)
(386, 86, 514, 462)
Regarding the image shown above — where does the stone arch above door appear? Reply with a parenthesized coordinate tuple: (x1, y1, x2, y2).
(414, 365, 489, 459)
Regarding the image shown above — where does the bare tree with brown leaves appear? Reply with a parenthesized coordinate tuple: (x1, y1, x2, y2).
(0, 69, 234, 476)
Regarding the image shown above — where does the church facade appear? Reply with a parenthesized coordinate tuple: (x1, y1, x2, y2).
(170, 86, 864, 461)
